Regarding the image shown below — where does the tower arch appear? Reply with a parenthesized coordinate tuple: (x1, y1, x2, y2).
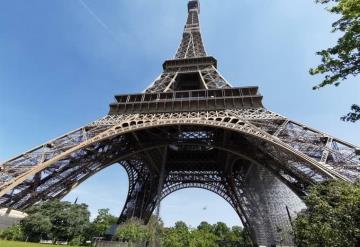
(1, 0, 359, 245)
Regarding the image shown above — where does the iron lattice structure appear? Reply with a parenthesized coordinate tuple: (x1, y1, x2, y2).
(1, 1, 359, 245)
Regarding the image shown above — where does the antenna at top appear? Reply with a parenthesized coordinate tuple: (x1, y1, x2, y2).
(188, 0, 200, 13)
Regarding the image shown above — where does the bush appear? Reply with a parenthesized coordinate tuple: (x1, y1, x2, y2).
(0, 224, 24, 241)
(116, 218, 150, 244)
(294, 181, 360, 247)
(69, 235, 85, 246)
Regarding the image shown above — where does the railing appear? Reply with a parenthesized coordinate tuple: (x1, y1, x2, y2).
(94, 240, 260, 247)
(110, 88, 263, 115)
(115, 87, 260, 103)
(93, 240, 147, 247)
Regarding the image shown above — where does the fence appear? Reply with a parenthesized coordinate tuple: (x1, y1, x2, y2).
(93, 239, 147, 247)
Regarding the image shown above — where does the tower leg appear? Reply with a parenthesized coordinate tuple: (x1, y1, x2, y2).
(236, 163, 302, 246)
(105, 160, 160, 238)
(118, 161, 159, 224)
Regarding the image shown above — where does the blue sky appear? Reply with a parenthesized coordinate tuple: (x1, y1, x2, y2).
(0, 0, 359, 227)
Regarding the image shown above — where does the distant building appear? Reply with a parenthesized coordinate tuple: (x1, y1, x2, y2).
(0, 208, 27, 229)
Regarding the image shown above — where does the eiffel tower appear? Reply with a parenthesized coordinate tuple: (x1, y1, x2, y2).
(1, 0, 359, 246)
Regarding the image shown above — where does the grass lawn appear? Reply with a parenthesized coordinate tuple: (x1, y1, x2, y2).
(0, 240, 80, 247)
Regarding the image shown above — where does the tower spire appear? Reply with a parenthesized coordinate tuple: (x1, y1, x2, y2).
(145, 0, 231, 92)
(188, 0, 200, 13)
(175, 0, 205, 59)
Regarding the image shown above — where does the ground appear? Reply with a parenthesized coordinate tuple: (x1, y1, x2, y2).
(0, 240, 80, 247)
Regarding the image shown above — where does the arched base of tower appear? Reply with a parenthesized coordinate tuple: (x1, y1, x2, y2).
(103, 125, 307, 246)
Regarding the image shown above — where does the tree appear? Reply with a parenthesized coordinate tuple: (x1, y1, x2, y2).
(162, 228, 190, 247)
(87, 208, 117, 238)
(162, 221, 249, 247)
(20, 213, 52, 242)
(227, 226, 252, 245)
(197, 221, 214, 232)
(212, 222, 230, 240)
(46, 201, 89, 242)
(162, 221, 191, 247)
(189, 229, 219, 247)
(341, 104, 360, 122)
(22, 200, 90, 243)
(147, 215, 164, 245)
(0, 224, 24, 241)
(174, 221, 189, 232)
(116, 218, 150, 244)
(293, 181, 360, 247)
(310, 0, 360, 121)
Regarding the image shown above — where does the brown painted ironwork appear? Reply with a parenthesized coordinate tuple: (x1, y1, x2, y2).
(1, 0, 359, 245)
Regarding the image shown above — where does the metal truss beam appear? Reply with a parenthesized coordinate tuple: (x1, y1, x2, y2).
(2, 1, 360, 246)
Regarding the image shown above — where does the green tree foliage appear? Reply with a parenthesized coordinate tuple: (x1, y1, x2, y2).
(20, 213, 52, 242)
(293, 181, 360, 247)
(212, 222, 230, 240)
(21, 200, 90, 243)
(1, 204, 249, 247)
(189, 229, 219, 247)
(162, 225, 191, 247)
(116, 218, 150, 244)
(164, 221, 192, 247)
(310, 0, 360, 121)
(86, 208, 117, 239)
(147, 215, 164, 244)
(174, 221, 189, 232)
(197, 221, 214, 232)
(162, 221, 250, 247)
(311, 0, 360, 88)
(0, 224, 24, 241)
(341, 104, 360, 122)
(227, 226, 252, 245)
(115, 216, 164, 245)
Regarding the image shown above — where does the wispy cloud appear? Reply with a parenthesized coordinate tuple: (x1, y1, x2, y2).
(77, 0, 118, 41)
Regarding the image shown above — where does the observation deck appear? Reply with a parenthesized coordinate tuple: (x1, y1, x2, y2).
(109, 87, 263, 115)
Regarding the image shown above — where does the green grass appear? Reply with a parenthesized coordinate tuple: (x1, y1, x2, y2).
(0, 240, 80, 247)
